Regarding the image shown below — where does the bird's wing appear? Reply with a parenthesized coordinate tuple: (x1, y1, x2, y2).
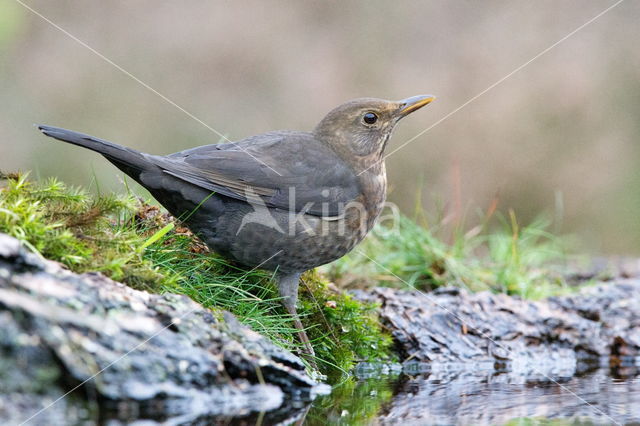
(153, 131, 360, 217)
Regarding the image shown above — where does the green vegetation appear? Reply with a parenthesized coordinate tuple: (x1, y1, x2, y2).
(0, 172, 161, 285)
(325, 208, 572, 299)
(0, 172, 393, 376)
(0, 172, 576, 375)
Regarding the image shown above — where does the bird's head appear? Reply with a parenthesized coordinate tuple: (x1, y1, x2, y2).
(314, 95, 435, 158)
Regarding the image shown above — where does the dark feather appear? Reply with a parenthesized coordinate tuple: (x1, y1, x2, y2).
(155, 131, 360, 217)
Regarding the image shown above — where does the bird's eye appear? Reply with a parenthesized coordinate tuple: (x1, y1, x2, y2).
(363, 112, 378, 125)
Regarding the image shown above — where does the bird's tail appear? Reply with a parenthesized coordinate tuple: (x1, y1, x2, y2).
(38, 125, 154, 180)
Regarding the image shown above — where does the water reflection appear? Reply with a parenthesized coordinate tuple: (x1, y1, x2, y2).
(307, 364, 640, 425)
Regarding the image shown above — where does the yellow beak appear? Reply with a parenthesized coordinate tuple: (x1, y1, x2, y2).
(398, 95, 436, 117)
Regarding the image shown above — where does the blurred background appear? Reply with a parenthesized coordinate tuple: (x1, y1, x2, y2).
(0, 1, 638, 255)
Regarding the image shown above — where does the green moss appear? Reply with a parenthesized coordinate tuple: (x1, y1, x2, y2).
(0, 172, 166, 290)
(0, 172, 393, 375)
(0, 171, 575, 375)
(142, 234, 394, 376)
(299, 270, 395, 376)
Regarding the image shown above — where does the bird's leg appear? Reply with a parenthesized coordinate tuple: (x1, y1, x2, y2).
(277, 272, 317, 369)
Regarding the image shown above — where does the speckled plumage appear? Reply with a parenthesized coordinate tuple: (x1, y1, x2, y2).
(38, 95, 434, 364)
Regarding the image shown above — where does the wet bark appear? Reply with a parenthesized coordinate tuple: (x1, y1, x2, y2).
(0, 233, 324, 425)
(356, 280, 640, 375)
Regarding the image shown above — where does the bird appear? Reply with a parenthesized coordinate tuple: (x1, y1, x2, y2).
(38, 95, 435, 366)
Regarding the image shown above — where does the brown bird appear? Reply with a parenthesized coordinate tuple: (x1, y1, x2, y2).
(38, 95, 435, 366)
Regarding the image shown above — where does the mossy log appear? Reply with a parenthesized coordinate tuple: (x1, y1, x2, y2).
(0, 233, 325, 425)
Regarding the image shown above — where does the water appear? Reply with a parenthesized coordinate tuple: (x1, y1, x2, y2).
(39, 363, 640, 424)
(304, 364, 640, 425)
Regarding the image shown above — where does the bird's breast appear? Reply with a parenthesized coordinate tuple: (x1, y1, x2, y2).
(353, 166, 387, 236)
